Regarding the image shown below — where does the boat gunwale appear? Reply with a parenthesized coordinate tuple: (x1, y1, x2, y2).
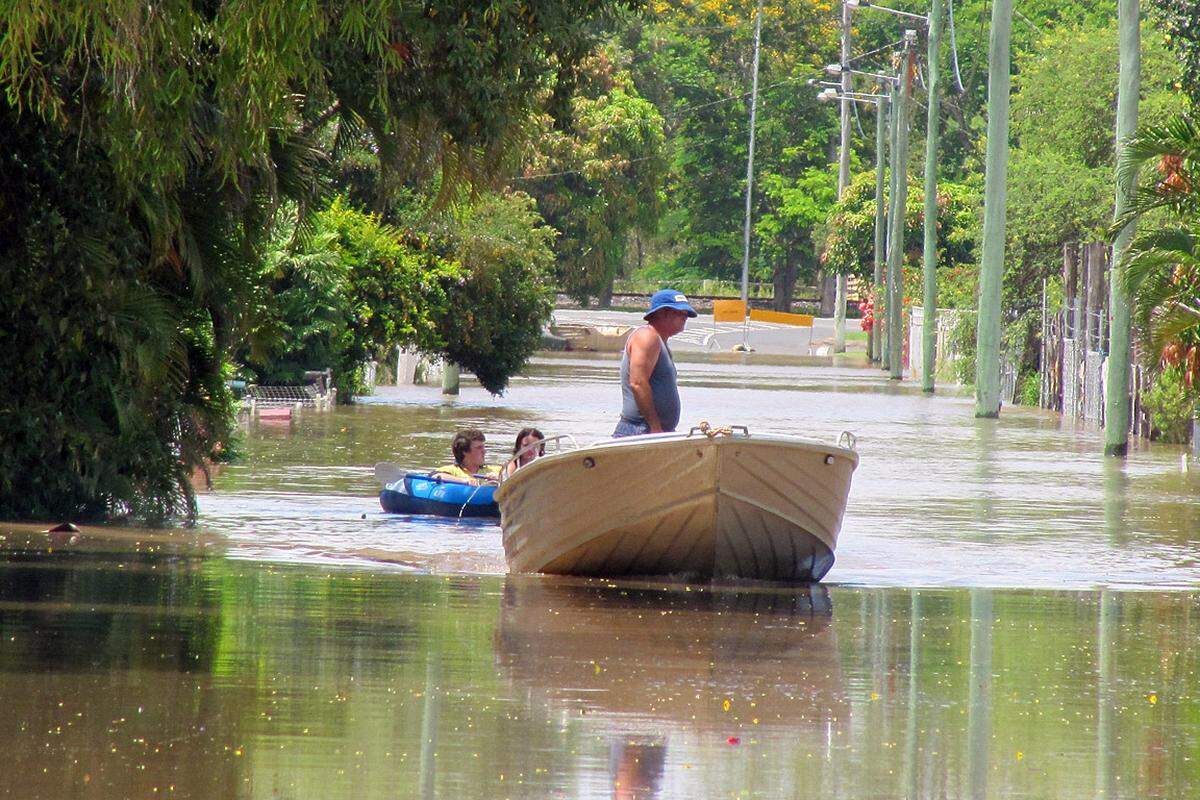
(495, 431, 858, 503)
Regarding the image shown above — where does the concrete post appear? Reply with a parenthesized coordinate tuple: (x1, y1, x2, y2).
(887, 41, 915, 380)
(739, 0, 765, 311)
(1105, 0, 1140, 455)
(882, 79, 902, 370)
(973, 0, 1012, 418)
(921, 0, 946, 392)
(872, 93, 889, 364)
(833, 0, 853, 354)
(441, 362, 460, 395)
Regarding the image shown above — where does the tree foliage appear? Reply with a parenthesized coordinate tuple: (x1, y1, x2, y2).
(820, 170, 979, 305)
(524, 53, 668, 303)
(619, 0, 838, 299)
(0, 106, 235, 522)
(1004, 19, 1182, 312)
(427, 193, 558, 394)
(241, 200, 462, 398)
(0, 0, 635, 521)
(1152, 0, 1200, 107)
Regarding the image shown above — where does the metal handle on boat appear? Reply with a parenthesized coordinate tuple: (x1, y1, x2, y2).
(497, 433, 579, 485)
(838, 431, 857, 451)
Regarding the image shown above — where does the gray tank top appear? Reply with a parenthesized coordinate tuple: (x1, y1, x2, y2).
(619, 327, 680, 431)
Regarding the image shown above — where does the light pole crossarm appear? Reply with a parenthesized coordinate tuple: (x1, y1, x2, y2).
(847, 0, 928, 23)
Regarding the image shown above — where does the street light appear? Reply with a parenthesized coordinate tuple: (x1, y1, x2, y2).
(825, 63, 899, 84)
(846, 0, 928, 23)
(817, 87, 886, 105)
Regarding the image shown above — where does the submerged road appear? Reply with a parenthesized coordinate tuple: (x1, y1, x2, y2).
(197, 351, 1200, 589)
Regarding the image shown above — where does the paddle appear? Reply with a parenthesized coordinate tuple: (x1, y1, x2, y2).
(373, 462, 407, 487)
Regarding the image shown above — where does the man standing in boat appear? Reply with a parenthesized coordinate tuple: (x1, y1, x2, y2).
(613, 289, 697, 437)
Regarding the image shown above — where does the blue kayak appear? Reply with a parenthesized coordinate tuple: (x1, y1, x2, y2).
(379, 473, 499, 519)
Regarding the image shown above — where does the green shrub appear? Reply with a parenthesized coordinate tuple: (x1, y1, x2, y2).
(432, 193, 557, 394)
(241, 199, 461, 400)
(949, 311, 978, 387)
(1142, 366, 1198, 444)
(1017, 371, 1040, 406)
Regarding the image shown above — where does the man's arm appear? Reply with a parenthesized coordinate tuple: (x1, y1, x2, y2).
(626, 328, 664, 433)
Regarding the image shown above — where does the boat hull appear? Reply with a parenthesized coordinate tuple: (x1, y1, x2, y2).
(496, 433, 856, 582)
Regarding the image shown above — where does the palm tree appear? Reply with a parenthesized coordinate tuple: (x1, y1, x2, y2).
(1114, 114, 1200, 386)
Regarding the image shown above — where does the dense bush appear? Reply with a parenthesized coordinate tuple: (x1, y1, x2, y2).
(240, 201, 461, 399)
(0, 108, 234, 522)
(1142, 367, 1197, 444)
(820, 172, 980, 302)
(430, 193, 557, 394)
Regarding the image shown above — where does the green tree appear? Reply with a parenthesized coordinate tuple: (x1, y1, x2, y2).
(524, 54, 667, 304)
(0, 0, 637, 521)
(1152, 0, 1200, 107)
(429, 193, 558, 394)
(1005, 19, 1182, 312)
(820, 170, 980, 308)
(1114, 115, 1200, 390)
(242, 200, 462, 399)
(620, 0, 838, 302)
(756, 167, 837, 310)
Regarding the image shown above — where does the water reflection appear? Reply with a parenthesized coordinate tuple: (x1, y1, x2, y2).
(495, 578, 845, 798)
(609, 738, 666, 800)
(2, 553, 1200, 798)
(966, 589, 992, 800)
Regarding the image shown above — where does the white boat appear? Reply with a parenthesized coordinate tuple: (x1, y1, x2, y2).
(548, 323, 634, 352)
(495, 426, 858, 582)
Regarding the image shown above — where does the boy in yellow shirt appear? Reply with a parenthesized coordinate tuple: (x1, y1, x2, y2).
(432, 429, 500, 486)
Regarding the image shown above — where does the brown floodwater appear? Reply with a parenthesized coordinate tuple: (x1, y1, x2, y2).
(2, 353, 1198, 799)
(200, 352, 1200, 588)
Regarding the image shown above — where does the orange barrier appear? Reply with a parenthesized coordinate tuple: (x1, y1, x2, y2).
(712, 299, 747, 322)
(748, 309, 815, 327)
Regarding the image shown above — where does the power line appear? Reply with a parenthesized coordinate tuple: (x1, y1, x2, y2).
(664, 76, 808, 120)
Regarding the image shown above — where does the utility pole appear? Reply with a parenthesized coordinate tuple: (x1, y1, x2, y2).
(882, 78, 901, 370)
(921, 0, 945, 392)
(833, 0, 853, 354)
(872, 90, 889, 364)
(1104, 0, 1140, 455)
(973, 0, 1012, 418)
(887, 36, 915, 380)
(739, 0, 765, 320)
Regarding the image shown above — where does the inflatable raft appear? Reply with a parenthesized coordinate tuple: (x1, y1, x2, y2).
(379, 472, 499, 519)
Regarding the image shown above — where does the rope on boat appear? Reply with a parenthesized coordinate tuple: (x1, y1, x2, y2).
(689, 421, 751, 438)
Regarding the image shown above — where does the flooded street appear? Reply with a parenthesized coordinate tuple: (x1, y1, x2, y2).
(202, 353, 1200, 588)
(2, 354, 1199, 798)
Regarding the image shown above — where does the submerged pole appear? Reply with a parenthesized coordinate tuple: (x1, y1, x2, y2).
(973, 0, 1012, 417)
(882, 78, 901, 369)
(921, 0, 945, 392)
(1105, 0, 1140, 455)
(441, 362, 460, 395)
(833, 0, 853, 354)
(887, 37, 915, 380)
(872, 92, 889, 364)
(739, 0, 765, 318)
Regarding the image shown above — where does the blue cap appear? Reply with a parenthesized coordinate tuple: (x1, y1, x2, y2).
(644, 288, 698, 320)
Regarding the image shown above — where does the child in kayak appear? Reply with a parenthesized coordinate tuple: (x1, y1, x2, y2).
(432, 428, 501, 485)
